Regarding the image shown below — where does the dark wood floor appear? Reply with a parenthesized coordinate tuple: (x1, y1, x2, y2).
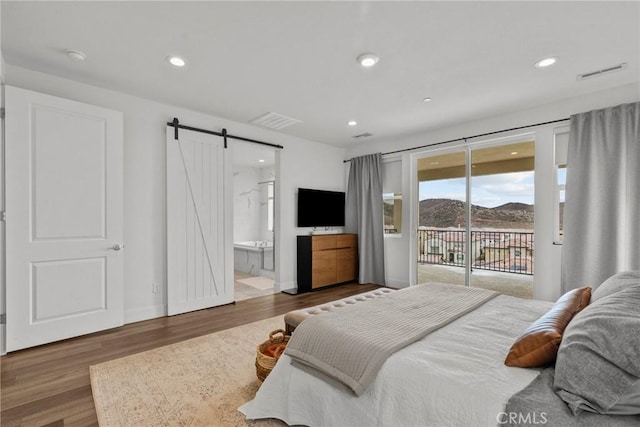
(0, 283, 380, 426)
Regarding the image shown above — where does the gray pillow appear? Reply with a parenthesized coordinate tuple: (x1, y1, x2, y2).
(591, 270, 640, 302)
(554, 281, 640, 415)
(557, 379, 640, 416)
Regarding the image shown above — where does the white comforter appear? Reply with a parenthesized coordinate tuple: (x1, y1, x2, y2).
(240, 294, 553, 427)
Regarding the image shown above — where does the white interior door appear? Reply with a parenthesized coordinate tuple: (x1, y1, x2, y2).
(166, 127, 233, 315)
(5, 86, 124, 352)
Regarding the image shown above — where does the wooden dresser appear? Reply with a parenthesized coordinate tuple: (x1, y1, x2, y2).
(296, 234, 358, 293)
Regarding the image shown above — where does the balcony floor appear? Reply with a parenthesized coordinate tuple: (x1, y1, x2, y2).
(417, 263, 533, 299)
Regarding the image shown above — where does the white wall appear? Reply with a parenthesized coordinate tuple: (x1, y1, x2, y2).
(381, 153, 412, 288)
(4, 64, 346, 323)
(276, 139, 346, 291)
(346, 82, 640, 301)
(346, 83, 640, 161)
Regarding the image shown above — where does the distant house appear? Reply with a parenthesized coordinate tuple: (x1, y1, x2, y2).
(422, 227, 484, 265)
(480, 234, 534, 273)
(418, 227, 535, 274)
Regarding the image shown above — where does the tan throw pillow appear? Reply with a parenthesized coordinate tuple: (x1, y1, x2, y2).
(504, 286, 591, 368)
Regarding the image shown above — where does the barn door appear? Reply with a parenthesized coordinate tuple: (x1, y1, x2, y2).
(166, 127, 233, 315)
(5, 86, 124, 352)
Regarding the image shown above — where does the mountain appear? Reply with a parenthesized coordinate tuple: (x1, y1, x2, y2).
(417, 198, 534, 229)
(494, 202, 534, 213)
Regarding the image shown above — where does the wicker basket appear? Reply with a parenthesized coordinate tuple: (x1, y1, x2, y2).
(256, 329, 290, 383)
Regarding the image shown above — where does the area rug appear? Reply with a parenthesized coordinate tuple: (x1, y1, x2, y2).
(90, 316, 287, 426)
(236, 276, 275, 290)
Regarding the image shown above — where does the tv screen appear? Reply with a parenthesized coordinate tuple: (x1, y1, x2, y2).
(297, 188, 346, 227)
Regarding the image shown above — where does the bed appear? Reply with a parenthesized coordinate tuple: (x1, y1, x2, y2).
(240, 273, 640, 427)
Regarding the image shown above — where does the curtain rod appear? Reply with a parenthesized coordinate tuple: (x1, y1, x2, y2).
(343, 117, 570, 162)
(167, 118, 284, 150)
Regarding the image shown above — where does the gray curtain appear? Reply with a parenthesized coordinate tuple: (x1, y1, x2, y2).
(346, 153, 386, 285)
(562, 102, 640, 292)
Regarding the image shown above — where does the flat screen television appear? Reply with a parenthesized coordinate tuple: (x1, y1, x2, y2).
(297, 188, 346, 227)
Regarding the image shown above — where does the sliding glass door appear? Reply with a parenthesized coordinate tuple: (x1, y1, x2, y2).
(416, 139, 535, 298)
(469, 142, 534, 298)
(417, 150, 468, 287)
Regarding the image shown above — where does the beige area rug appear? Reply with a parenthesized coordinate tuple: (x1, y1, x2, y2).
(236, 276, 275, 290)
(90, 316, 287, 427)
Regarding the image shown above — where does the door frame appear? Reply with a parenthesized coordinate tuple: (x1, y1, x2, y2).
(229, 141, 280, 290)
(4, 85, 124, 352)
(409, 131, 537, 289)
(1, 83, 6, 355)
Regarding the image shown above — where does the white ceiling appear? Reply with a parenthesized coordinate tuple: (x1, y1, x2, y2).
(2, 1, 639, 148)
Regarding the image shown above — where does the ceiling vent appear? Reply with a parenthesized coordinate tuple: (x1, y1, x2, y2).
(352, 132, 373, 139)
(577, 63, 627, 81)
(249, 112, 301, 130)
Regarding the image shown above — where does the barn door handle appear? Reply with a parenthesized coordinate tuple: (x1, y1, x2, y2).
(111, 244, 124, 251)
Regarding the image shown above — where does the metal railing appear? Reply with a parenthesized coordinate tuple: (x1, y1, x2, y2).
(417, 228, 534, 275)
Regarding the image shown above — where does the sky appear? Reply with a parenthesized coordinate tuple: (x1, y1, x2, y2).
(419, 171, 537, 208)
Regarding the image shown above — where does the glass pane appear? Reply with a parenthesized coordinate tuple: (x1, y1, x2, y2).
(557, 166, 566, 241)
(383, 193, 402, 234)
(470, 141, 534, 299)
(267, 182, 274, 232)
(267, 199, 274, 231)
(417, 151, 467, 287)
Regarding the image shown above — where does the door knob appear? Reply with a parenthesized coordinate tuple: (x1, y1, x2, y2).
(111, 244, 124, 251)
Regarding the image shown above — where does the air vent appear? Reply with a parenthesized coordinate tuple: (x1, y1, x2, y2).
(577, 63, 627, 81)
(249, 112, 301, 130)
(352, 132, 373, 139)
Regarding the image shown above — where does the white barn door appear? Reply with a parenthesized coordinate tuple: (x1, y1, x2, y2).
(5, 86, 124, 352)
(166, 127, 233, 315)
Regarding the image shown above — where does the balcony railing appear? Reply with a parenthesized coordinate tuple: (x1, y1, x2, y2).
(417, 227, 534, 275)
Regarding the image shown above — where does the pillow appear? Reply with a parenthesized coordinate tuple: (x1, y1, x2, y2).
(557, 380, 640, 416)
(591, 270, 640, 302)
(554, 281, 640, 415)
(504, 287, 591, 368)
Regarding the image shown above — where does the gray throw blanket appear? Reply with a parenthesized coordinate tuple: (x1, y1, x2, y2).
(284, 283, 498, 395)
(504, 368, 640, 426)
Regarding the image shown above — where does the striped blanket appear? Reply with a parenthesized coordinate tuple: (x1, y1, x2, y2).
(284, 283, 498, 395)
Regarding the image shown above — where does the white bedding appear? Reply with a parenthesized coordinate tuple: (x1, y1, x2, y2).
(239, 293, 554, 427)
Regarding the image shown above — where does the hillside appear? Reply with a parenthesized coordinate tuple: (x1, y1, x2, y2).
(418, 198, 535, 229)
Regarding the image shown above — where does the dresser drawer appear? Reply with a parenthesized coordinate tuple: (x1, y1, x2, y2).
(312, 235, 337, 251)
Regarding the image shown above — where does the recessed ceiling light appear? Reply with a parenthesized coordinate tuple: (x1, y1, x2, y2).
(357, 53, 379, 67)
(423, 97, 432, 102)
(348, 120, 357, 126)
(534, 57, 558, 68)
(167, 56, 186, 67)
(258, 159, 265, 163)
(511, 151, 519, 155)
(66, 50, 86, 61)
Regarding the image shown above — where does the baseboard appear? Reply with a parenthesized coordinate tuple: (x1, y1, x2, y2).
(384, 277, 409, 289)
(0, 324, 5, 356)
(277, 280, 297, 293)
(125, 304, 167, 324)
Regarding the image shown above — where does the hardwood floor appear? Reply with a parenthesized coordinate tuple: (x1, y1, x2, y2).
(0, 283, 380, 426)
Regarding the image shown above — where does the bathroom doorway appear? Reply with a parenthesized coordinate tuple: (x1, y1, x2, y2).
(231, 142, 278, 301)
